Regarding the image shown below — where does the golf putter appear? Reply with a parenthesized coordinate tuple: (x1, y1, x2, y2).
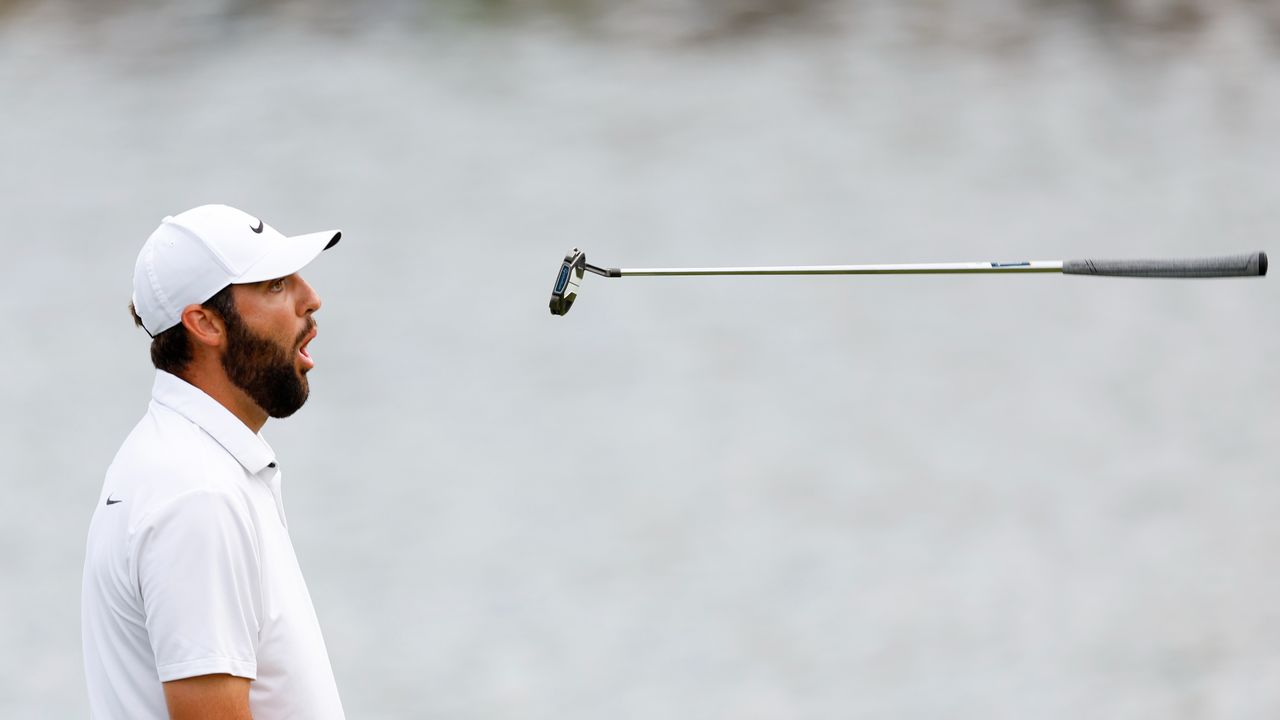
(548, 249, 1267, 316)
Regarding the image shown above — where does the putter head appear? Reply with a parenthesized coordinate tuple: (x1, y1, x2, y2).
(549, 248, 586, 316)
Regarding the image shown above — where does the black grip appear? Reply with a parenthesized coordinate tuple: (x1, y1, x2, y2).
(1063, 252, 1267, 278)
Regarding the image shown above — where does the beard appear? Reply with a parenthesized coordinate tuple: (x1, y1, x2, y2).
(221, 309, 314, 419)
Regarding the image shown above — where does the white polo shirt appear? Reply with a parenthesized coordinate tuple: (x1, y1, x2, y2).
(82, 371, 345, 719)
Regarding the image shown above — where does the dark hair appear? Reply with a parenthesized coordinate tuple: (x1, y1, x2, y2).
(129, 285, 238, 375)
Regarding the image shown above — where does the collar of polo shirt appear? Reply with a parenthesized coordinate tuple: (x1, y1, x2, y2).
(151, 371, 278, 474)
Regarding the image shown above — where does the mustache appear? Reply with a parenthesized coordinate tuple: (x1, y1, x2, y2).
(295, 317, 317, 347)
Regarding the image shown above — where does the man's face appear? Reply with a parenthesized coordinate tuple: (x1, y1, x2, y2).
(221, 274, 321, 419)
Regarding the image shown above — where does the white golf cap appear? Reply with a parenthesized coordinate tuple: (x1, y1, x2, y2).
(132, 204, 341, 336)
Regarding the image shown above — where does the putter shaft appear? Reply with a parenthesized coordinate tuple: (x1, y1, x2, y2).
(613, 261, 1064, 276)
(589, 252, 1266, 279)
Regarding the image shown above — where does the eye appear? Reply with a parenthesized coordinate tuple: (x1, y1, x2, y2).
(268, 278, 286, 293)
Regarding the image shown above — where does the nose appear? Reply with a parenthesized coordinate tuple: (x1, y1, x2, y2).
(296, 274, 322, 315)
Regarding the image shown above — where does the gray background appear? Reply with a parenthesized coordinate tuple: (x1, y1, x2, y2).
(1, 1, 1277, 717)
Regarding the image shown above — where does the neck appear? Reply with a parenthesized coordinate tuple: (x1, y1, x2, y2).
(177, 363, 269, 433)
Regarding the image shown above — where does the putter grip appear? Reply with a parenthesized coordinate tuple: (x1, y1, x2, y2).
(1063, 252, 1267, 278)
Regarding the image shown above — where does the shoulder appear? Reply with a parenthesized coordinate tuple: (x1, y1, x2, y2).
(133, 487, 259, 550)
(108, 402, 243, 499)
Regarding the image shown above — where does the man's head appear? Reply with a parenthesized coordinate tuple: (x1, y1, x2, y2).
(131, 205, 340, 422)
(130, 275, 320, 418)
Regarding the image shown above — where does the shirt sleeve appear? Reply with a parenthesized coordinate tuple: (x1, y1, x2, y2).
(133, 489, 263, 682)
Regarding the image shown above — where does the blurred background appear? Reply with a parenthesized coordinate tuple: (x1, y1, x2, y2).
(1, 0, 1278, 717)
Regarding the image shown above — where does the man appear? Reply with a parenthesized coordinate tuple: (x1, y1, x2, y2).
(82, 204, 346, 719)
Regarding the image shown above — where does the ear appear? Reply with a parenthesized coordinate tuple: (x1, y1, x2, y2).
(180, 303, 227, 349)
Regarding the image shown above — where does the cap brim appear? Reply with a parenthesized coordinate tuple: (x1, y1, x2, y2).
(233, 230, 341, 284)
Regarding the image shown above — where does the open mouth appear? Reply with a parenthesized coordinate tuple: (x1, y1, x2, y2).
(297, 329, 317, 370)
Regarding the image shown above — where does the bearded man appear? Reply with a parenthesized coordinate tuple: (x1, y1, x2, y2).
(82, 205, 346, 720)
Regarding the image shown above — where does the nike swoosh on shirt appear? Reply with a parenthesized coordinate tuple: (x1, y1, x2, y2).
(106, 495, 123, 506)
(250, 219, 264, 234)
